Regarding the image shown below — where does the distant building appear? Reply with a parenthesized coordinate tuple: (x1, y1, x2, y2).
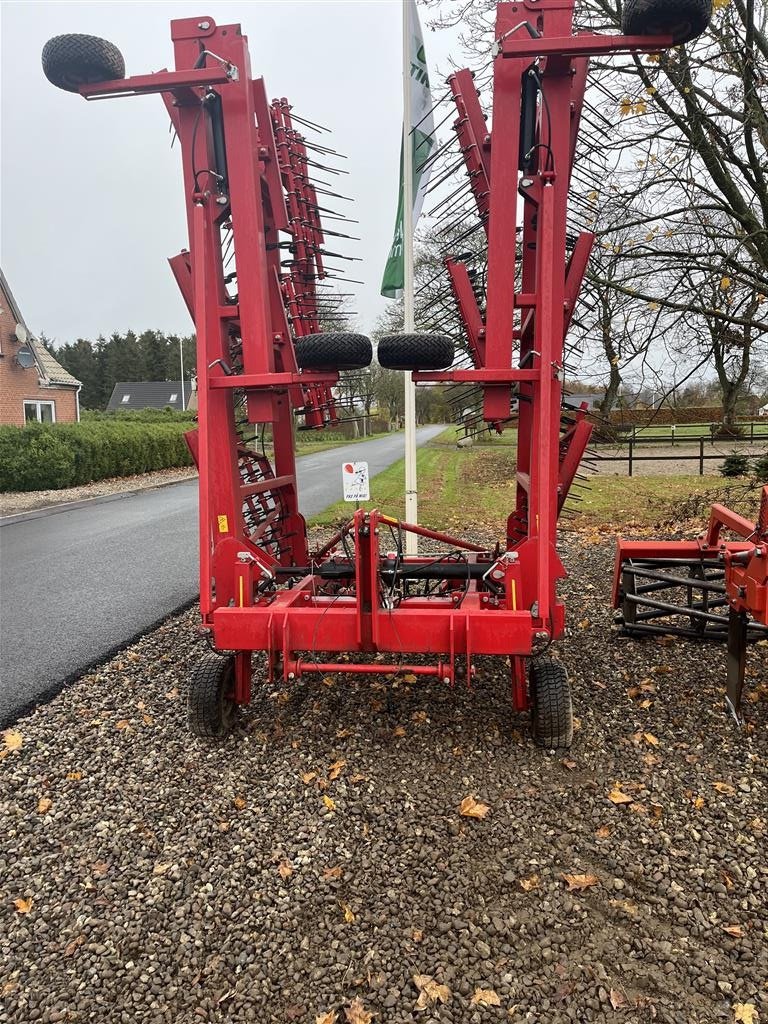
(759, 403, 768, 418)
(107, 380, 192, 412)
(0, 268, 81, 426)
(562, 392, 600, 411)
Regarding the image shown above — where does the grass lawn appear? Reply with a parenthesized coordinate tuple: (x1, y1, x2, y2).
(309, 437, 761, 535)
(291, 429, 394, 456)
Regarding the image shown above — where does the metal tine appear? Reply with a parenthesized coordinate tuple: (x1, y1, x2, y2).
(287, 111, 331, 134)
(424, 157, 469, 197)
(304, 140, 348, 159)
(321, 227, 361, 241)
(410, 86, 453, 134)
(416, 136, 457, 175)
(311, 186, 355, 202)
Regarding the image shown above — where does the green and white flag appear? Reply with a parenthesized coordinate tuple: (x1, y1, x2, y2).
(380, 0, 434, 299)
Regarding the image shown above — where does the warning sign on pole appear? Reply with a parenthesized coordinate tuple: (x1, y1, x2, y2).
(342, 461, 370, 502)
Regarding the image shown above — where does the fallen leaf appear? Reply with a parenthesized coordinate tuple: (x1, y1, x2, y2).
(577, 618, 591, 630)
(344, 997, 373, 1024)
(323, 865, 343, 881)
(328, 759, 347, 781)
(392, 725, 406, 737)
(471, 988, 501, 1007)
(608, 789, 634, 805)
(322, 676, 336, 687)
(720, 869, 735, 890)
(92, 862, 108, 877)
(152, 862, 172, 876)
(114, 720, 131, 731)
(340, 902, 355, 923)
(142, 714, 154, 726)
(3, 729, 23, 751)
(13, 897, 32, 914)
(519, 873, 540, 891)
(459, 795, 490, 819)
(316, 1012, 338, 1024)
(723, 924, 744, 938)
(412, 929, 424, 942)
(693, 795, 705, 810)
(595, 825, 611, 838)
(561, 873, 600, 892)
(402, 672, 418, 684)
(233, 795, 247, 810)
(412, 710, 428, 723)
(302, 771, 318, 785)
(643, 752, 661, 767)
(561, 758, 577, 770)
(610, 989, 627, 1010)
(165, 687, 179, 700)
(713, 781, 736, 796)
(63, 935, 85, 956)
(66, 771, 83, 781)
(413, 974, 451, 1009)
(278, 859, 293, 881)
(323, 795, 337, 812)
(37, 797, 52, 814)
(349, 773, 366, 784)
(643, 732, 659, 746)
(733, 1004, 758, 1024)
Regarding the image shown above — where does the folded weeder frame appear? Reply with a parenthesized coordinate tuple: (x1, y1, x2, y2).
(43, 1, 700, 745)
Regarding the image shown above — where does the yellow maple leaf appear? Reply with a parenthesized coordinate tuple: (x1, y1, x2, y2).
(278, 859, 293, 881)
(340, 901, 355, 923)
(413, 974, 451, 1009)
(37, 797, 52, 814)
(619, 96, 632, 116)
(323, 795, 337, 812)
(471, 988, 501, 1007)
(66, 771, 83, 781)
(402, 673, 418, 684)
(561, 872, 601, 892)
(3, 729, 23, 751)
(13, 897, 32, 914)
(459, 795, 490, 819)
(733, 1004, 758, 1024)
(720, 276, 732, 289)
(302, 771, 318, 785)
(608, 788, 634, 805)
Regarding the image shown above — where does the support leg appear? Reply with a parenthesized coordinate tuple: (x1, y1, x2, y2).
(725, 608, 747, 724)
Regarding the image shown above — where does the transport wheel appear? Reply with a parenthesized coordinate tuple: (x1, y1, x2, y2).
(188, 653, 238, 739)
(377, 333, 454, 371)
(42, 34, 126, 92)
(529, 657, 574, 749)
(294, 332, 372, 371)
(621, 0, 711, 44)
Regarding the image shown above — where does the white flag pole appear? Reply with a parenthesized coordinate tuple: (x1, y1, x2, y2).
(402, 0, 418, 554)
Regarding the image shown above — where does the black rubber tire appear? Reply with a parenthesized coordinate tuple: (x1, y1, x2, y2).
(377, 333, 454, 371)
(188, 653, 238, 739)
(42, 34, 125, 92)
(530, 657, 574, 749)
(621, 0, 712, 44)
(294, 332, 372, 371)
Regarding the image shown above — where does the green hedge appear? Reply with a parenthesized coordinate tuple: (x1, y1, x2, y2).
(0, 421, 194, 492)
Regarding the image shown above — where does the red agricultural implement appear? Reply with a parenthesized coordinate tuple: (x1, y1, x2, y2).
(614, 485, 768, 721)
(42, 0, 712, 747)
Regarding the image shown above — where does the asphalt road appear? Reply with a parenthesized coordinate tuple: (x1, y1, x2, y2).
(0, 426, 444, 723)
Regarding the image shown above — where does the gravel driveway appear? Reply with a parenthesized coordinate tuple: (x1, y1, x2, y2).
(1, 535, 766, 1024)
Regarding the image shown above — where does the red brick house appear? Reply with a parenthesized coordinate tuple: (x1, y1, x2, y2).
(0, 268, 81, 426)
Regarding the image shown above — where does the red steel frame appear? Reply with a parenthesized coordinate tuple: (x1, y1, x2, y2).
(73, 5, 681, 713)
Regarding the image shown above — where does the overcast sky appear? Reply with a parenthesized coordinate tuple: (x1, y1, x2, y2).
(1, 1, 459, 346)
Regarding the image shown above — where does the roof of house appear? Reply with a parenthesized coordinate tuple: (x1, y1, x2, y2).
(107, 381, 190, 412)
(0, 267, 80, 388)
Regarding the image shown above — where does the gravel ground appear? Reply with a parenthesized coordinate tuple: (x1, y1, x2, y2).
(593, 442, 768, 477)
(1, 535, 766, 1024)
(0, 468, 198, 517)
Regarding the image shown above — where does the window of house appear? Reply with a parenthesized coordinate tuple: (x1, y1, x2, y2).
(121, 394, 131, 404)
(24, 400, 55, 423)
(169, 393, 178, 403)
